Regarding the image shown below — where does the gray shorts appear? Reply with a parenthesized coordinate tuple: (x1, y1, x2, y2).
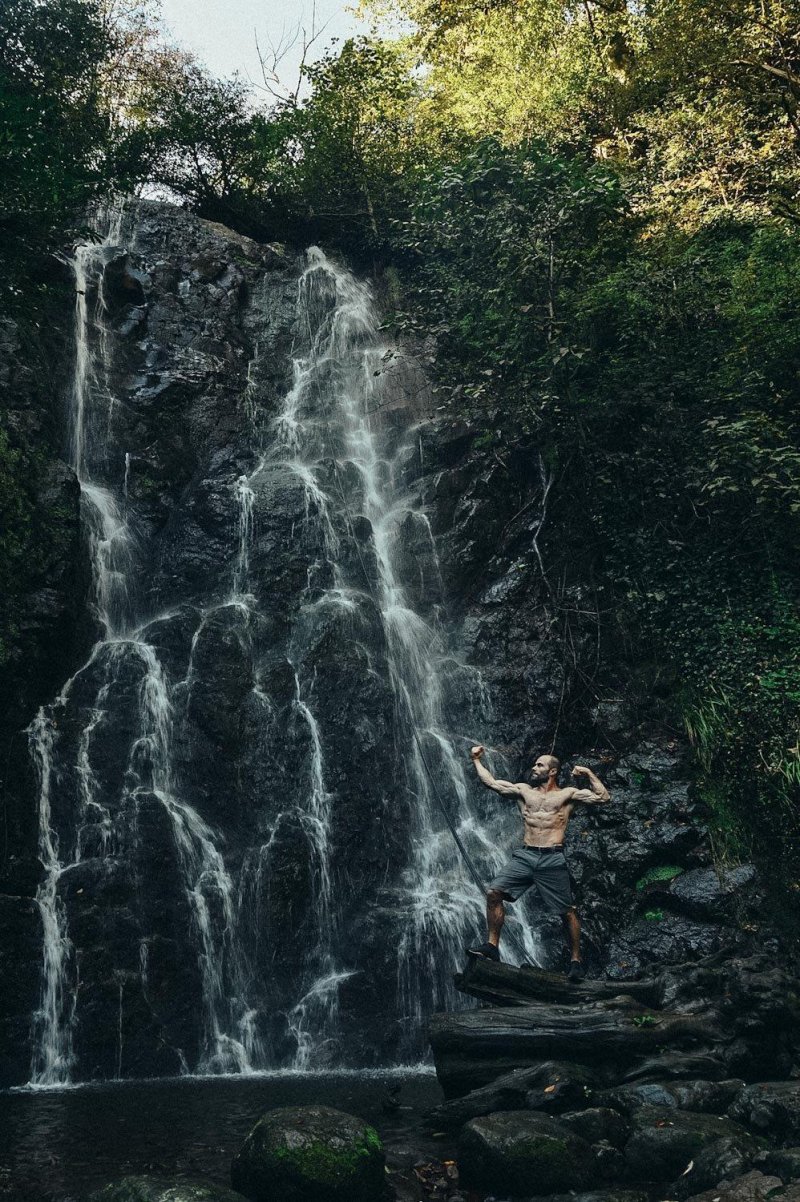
(489, 846, 574, 913)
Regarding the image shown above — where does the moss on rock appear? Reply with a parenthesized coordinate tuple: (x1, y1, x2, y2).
(230, 1104, 385, 1202)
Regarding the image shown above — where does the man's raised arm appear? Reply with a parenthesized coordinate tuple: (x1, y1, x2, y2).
(569, 765, 611, 804)
(470, 745, 522, 798)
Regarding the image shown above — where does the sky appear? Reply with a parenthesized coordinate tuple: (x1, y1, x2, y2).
(158, 0, 370, 94)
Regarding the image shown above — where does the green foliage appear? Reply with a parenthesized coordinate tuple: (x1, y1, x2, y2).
(0, 0, 108, 290)
(631, 1014, 658, 1027)
(2, 0, 799, 895)
(643, 910, 666, 922)
(636, 867, 684, 891)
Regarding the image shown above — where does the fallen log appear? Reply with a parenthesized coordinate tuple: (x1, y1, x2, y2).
(429, 1002, 725, 1098)
(455, 957, 662, 1009)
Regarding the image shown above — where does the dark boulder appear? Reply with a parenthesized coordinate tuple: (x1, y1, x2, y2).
(560, 1108, 631, 1150)
(624, 1106, 755, 1182)
(426, 1061, 600, 1128)
(599, 1080, 745, 1116)
(670, 1135, 763, 1198)
(668, 866, 758, 922)
(457, 1110, 596, 1196)
(606, 914, 731, 981)
(730, 1083, 800, 1143)
(684, 1170, 798, 1202)
(753, 1148, 800, 1182)
(230, 1105, 385, 1202)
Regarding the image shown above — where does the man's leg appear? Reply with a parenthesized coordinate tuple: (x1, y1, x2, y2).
(563, 906, 585, 981)
(562, 906, 581, 960)
(487, 888, 507, 949)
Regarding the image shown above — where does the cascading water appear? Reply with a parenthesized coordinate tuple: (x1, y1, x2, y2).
(240, 248, 542, 1062)
(27, 208, 263, 1085)
(25, 206, 542, 1087)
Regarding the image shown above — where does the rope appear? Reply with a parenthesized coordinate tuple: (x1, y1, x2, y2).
(323, 453, 532, 966)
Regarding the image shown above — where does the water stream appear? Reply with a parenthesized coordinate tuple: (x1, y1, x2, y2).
(26, 218, 541, 1086)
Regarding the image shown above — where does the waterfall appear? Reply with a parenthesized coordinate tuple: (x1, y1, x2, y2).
(26, 210, 541, 1086)
(27, 207, 263, 1085)
(258, 247, 542, 1061)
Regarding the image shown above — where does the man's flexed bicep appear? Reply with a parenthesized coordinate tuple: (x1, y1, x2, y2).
(470, 745, 523, 798)
(569, 764, 611, 804)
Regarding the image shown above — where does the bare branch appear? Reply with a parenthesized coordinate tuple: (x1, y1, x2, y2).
(252, 1, 335, 107)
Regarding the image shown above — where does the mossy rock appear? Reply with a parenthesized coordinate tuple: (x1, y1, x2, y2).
(88, 1176, 244, 1202)
(458, 1110, 595, 1195)
(230, 1104, 385, 1202)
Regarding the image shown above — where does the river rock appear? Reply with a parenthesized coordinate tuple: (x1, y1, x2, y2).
(670, 1135, 765, 1198)
(730, 1083, 800, 1142)
(426, 1061, 600, 1128)
(753, 1148, 800, 1182)
(230, 1105, 385, 1202)
(599, 1079, 745, 1115)
(560, 1108, 631, 1150)
(457, 1111, 596, 1195)
(684, 1170, 799, 1202)
(88, 1178, 244, 1202)
(623, 1105, 754, 1181)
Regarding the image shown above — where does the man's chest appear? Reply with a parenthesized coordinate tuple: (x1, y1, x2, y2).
(517, 792, 568, 821)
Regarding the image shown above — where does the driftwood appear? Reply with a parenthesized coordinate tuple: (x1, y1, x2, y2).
(455, 957, 663, 1009)
(429, 1002, 724, 1098)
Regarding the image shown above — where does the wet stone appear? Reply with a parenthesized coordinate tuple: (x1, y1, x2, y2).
(230, 1104, 385, 1202)
(457, 1111, 595, 1196)
(559, 1108, 631, 1150)
(671, 1135, 764, 1199)
(683, 1170, 799, 1202)
(598, 1079, 745, 1116)
(88, 1177, 244, 1202)
(753, 1148, 800, 1182)
(623, 1106, 755, 1182)
(730, 1083, 800, 1143)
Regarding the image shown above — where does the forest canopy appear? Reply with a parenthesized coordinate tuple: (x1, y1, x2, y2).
(2, 0, 800, 878)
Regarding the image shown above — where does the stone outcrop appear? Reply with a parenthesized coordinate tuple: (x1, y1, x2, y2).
(427, 953, 800, 1200)
(230, 1105, 385, 1202)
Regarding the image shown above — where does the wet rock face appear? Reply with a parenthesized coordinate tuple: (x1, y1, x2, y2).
(230, 1105, 385, 1202)
(3, 199, 784, 1088)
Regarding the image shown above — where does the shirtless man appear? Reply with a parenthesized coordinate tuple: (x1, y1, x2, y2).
(467, 747, 611, 981)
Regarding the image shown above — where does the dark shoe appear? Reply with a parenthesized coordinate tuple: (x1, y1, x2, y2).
(467, 942, 501, 963)
(567, 959, 586, 982)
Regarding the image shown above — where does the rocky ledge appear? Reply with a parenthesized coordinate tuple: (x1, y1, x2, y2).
(426, 955, 800, 1201)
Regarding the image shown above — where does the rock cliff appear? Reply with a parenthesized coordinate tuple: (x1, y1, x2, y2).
(0, 201, 785, 1088)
